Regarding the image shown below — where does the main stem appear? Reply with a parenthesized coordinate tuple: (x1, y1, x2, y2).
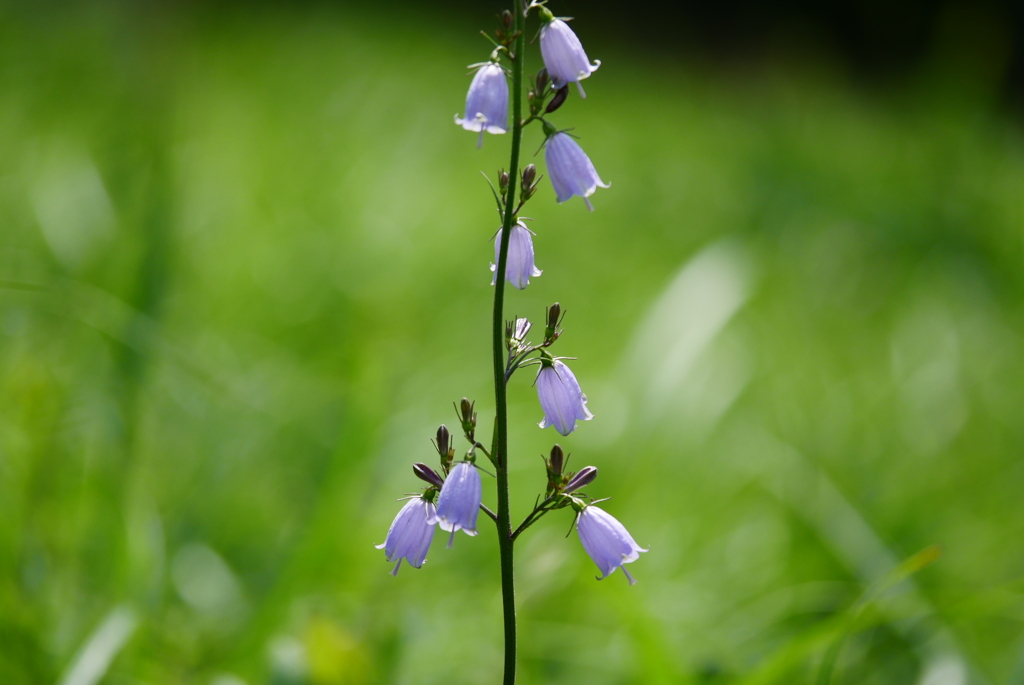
(493, 2, 526, 684)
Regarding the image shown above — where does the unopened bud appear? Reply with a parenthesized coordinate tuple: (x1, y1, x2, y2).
(435, 424, 450, 456)
(548, 444, 564, 476)
(563, 465, 597, 494)
(458, 398, 477, 438)
(547, 302, 561, 329)
(413, 462, 445, 489)
(545, 85, 569, 114)
(535, 68, 549, 94)
(501, 10, 513, 31)
(499, 170, 510, 193)
(521, 164, 536, 192)
(545, 302, 562, 342)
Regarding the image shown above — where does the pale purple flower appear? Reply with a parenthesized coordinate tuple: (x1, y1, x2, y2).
(491, 220, 542, 290)
(376, 497, 436, 576)
(429, 462, 482, 547)
(455, 62, 508, 148)
(544, 133, 610, 211)
(577, 505, 648, 585)
(540, 15, 600, 98)
(536, 359, 593, 436)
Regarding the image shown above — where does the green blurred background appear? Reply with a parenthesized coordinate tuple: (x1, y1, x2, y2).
(2, 0, 1024, 683)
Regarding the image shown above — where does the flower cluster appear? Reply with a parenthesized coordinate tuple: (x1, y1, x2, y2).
(380, 0, 646, 614)
(455, 7, 609, 212)
(376, 449, 485, 575)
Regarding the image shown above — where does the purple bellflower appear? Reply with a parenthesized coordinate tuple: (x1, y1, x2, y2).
(539, 10, 600, 98)
(429, 461, 482, 547)
(376, 497, 436, 576)
(455, 62, 509, 148)
(536, 359, 593, 436)
(576, 505, 648, 585)
(544, 132, 610, 211)
(492, 220, 542, 290)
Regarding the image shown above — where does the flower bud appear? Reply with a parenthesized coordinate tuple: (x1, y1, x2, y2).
(563, 465, 597, 494)
(501, 9, 513, 31)
(513, 317, 532, 342)
(499, 170, 510, 194)
(435, 424, 451, 456)
(535, 67, 549, 95)
(458, 398, 477, 438)
(545, 302, 561, 342)
(545, 85, 568, 114)
(548, 444, 565, 476)
(413, 462, 445, 489)
(434, 424, 454, 472)
(521, 164, 537, 192)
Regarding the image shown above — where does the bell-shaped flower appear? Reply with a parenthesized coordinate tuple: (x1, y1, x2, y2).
(539, 10, 600, 98)
(536, 359, 593, 436)
(376, 497, 436, 576)
(544, 132, 610, 211)
(429, 461, 482, 547)
(491, 220, 542, 290)
(576, 505, 648, 585)
(455, 62, 508, 148)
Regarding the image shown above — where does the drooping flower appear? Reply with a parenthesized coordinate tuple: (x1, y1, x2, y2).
(455, 62, 508, 148)
(544, 132, 610, 211)
(539, 10, 600, 98)
(491, 220, 542, 290)
(429, 461, 482, 547)
(376, 497, 436, 576)
(536, 359, 593, 436)
(576, 505, 648, 585)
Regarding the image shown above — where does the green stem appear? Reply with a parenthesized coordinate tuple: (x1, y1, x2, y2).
(493, 2, 526, 683)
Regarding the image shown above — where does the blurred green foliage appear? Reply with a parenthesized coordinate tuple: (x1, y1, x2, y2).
(2, 2, 1024, 684)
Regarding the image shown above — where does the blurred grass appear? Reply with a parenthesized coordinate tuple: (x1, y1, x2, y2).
(2, 2, 1024, 684)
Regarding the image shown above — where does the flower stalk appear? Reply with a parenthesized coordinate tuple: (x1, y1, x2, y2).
(491, 0, 527, 681)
